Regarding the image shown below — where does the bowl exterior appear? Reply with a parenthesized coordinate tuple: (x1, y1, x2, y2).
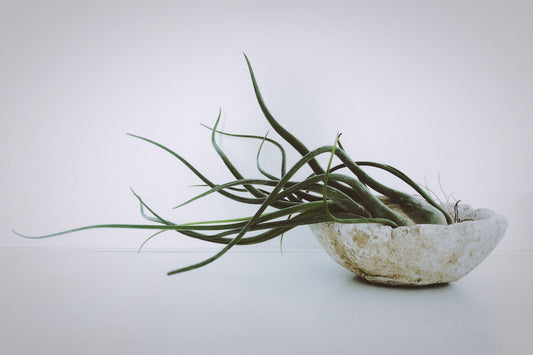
(309, 205, 507, 286)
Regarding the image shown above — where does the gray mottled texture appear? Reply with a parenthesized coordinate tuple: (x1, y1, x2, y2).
(310, 204, 507, 286)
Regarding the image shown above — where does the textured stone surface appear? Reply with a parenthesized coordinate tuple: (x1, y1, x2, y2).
(309, 203, 508, 286)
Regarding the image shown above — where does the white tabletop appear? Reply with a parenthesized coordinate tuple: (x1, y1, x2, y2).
(1, 249, 531, 355)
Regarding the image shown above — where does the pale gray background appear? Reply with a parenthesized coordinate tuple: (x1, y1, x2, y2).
(1, 2, 532, 355)
(2, 0, 532, 252)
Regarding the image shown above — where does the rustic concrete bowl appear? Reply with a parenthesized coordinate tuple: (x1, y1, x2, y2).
(309, 203, 507, 286)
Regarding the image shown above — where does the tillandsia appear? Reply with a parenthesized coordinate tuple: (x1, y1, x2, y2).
(15, 54, 454, 275)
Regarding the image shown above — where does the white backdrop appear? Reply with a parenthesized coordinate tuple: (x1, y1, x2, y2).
(2, 0, 531, 252)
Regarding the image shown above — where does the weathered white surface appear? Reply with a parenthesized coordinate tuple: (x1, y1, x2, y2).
(309, 204, 508, 286)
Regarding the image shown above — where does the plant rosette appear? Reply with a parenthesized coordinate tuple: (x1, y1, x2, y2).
(15, 55, 508, 283)
(310, 203, 507, 286)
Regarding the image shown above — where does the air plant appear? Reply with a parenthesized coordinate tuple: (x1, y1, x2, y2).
(15, 54, 454, 275)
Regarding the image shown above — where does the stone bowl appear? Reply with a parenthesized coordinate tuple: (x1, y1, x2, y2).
(309, 203, 507, 286)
